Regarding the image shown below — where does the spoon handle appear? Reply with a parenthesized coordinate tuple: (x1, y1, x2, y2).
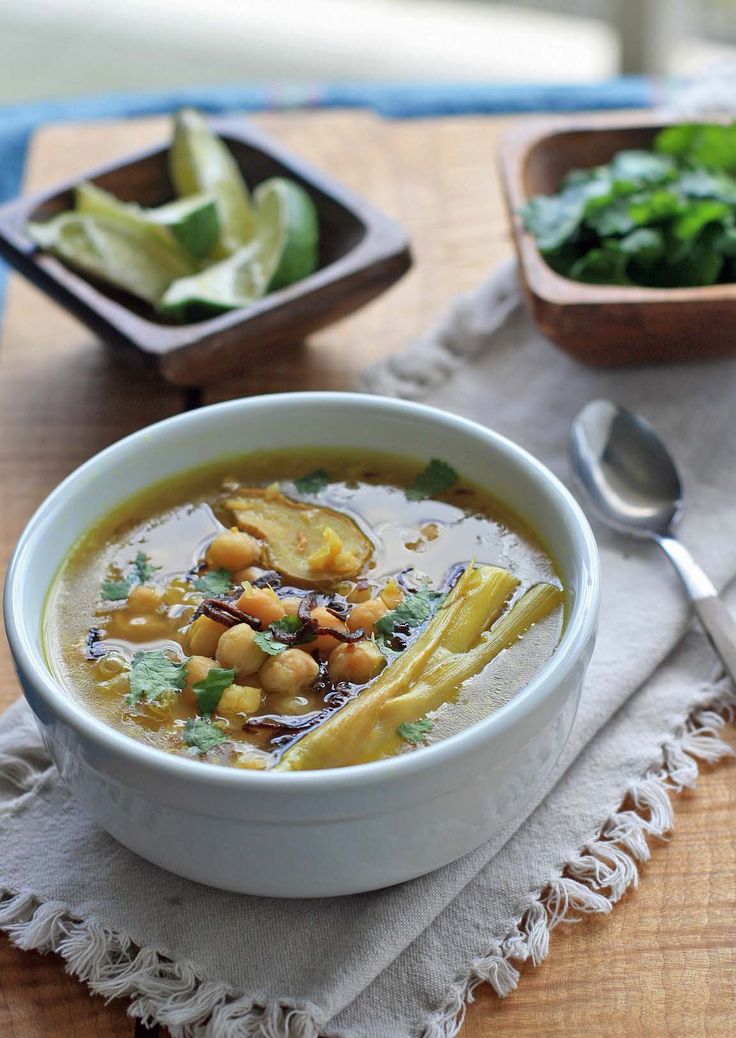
(658, 536, 736, 685)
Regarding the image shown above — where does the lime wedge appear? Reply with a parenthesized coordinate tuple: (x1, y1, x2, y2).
(159, 176, 319, 319)
(254, 177, 319, 291)
(147, 196, 219, 259)
(76, 182, 219, 259)
(169, 108, 254, 257)
(159, 239, 268, 318)
(28, 212, 196, 305)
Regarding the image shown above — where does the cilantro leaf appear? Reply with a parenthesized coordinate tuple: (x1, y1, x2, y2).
(193, 568, 233, 596)
(254, 615, 304, 655)
(100, 551, 158, 601)
(609, 149, 676, 185)
(406, 459, 458, 501)
(127, 649, 187, 706)
(101, 578, 132, 601)
(656, 122, 736, 172)
(397, 717, 433, 745)
(375, 585, 444, 647)
(193, 666, 235, 716)
(568, 242, 630, 286)
(183, 716, 227, 754)
(293, 468, 330, 494)
(132, 551, 157, 584)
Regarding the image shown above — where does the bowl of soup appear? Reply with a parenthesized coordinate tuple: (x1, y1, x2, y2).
(4, 393, 600, 896)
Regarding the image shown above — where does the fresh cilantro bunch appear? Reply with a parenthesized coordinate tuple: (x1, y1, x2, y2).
(521, 123, 736, 288)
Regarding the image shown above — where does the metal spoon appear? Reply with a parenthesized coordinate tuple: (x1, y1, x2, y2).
(571, 398, 736, 684)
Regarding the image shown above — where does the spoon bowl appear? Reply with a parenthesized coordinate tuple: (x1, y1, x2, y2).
(570, 399, 683, 538)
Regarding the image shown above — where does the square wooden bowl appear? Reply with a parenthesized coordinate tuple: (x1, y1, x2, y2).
(499, 111, 736, 367)
(0, 116, 412, 386)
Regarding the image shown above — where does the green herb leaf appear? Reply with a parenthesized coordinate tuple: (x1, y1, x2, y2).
(609, 150, 676, 185)
(397, 717, 433, 745)
(254, 614, 304, 655)
(406, 459, 458, 501)
(293, 468, 330, 494)
(127, 649, 187, 706)
(375, 585, 444, 647)
(193, 666, 235, 716)
(132, 551, 158, 584)
(523, 122, 736, 290)
(101, 578, 132, 601)
(193, 568, 233, 596)
(183, 716, 227, 754)
(656, 122, 736, 173)
(100, 551, 158, 601)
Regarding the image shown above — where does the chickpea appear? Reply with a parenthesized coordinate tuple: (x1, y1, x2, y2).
(280, 595, 302, 617)
(380, 580, 404, 610)
(328, 641, 386, 685)
(235, 586, 285, 627)
(186, 614, 227, 657)
(346, 598, 388, 636)
(206, 528, 260, 571)
(347, 583, 372, 604)
(215, 623, 267, 678)
(183, 655, 217, 705)
(302, 606, 349, 655)
(127, 584, 163, 615)
(259, 649, 319, 695)
(218, 683, 262, 716)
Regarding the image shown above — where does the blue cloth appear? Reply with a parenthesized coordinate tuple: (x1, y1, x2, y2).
(0, 78, 657, 305)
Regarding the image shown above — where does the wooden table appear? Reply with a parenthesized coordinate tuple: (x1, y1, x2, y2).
(0, 111, 734, 1038)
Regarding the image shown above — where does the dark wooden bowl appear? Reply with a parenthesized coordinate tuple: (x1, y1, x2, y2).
(499, 111, 736, 367)
(0, 116, 412, 385)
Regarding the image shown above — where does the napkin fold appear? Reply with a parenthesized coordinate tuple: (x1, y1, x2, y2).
(2, 261, 735, 1038)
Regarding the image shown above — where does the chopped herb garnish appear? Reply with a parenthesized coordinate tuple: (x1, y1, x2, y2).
(293, 468, 330, 494)
(183, 716, 227, 754)
(255, 615, 304, 655)
(101, 578, 133, 602)
(127, 649, 187, 706)
(193, 568, 233, 596)
(193, 666, 235, 716)
(397, 717, 433, 744)
(374, 585, 444, 648)
(406, 459, 458, 501)
(100, 551, 158, 602)
(132, 551, 158, 584)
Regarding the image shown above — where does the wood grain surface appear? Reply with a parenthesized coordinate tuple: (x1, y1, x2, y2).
(0, 111, 734, 1038)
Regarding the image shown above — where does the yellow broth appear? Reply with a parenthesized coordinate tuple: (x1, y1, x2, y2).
(44, 448, 564, 770)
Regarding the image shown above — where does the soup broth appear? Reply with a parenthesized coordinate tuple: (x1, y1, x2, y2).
(45, 449, 564, 771)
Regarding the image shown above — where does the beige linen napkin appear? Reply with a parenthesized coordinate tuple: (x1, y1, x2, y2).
(1, 261, 735, 1038)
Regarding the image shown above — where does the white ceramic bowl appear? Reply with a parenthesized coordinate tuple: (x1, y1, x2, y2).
(4, 393, 600, 897)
